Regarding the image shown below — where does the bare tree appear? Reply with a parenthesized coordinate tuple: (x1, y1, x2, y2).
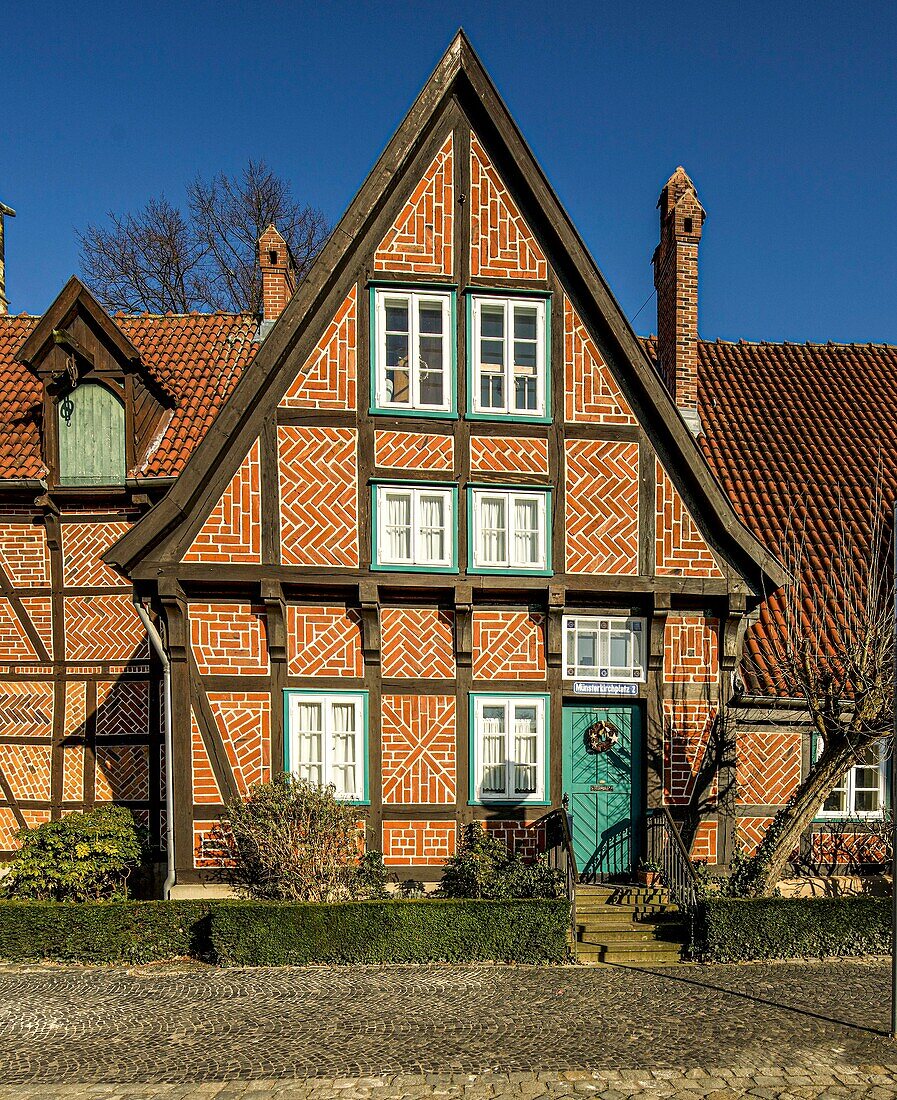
(78, 161, 329, 314)
(733, 484, 894, 896)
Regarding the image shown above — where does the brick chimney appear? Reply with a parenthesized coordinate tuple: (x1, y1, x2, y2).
(652, 167, 705, 435)
(0, 201, 16, 316)
(258, 224, 296, 331)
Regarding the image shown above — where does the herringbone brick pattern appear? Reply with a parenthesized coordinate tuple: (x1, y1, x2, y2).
(691, 820, 718, 863)
(191, 710, 222, 804)
(287, 605, 363, 677)
(184, 439, 262, 564)
(470, 135, 546, 280)
(20, 598, 52, 659)
(664, 615, 719, 684)
(0, 523, 49, 587)
(564, 439, 639, 575)
(663, 700, 717, 806)
(811, 830, 886, 865)
(0, 744, 51, 801)
(193, 820, 233, 869)
(472, 611, 546, 681)
(190, 603, 269, 676)
(0, 682, 52, 738)
(65, 680, 87, 738)
(736, 731, 801, 806)
(62, 744, 84, 802)
(0, 599, 38, 661)
(0, 808, 49, 850)
(280, 287, 357, 410)
(381, 694, 456, 805)
(278, 426, 358, 567)
(736, 816, 774, 857)
(95, 680, 150, 737)
(469, 436, 549, 477)
(382, 819, 457, 866)
(208, 692, 271, 796)
(374, 430, 454, 473)
(478, 819, 546, 861)
(655, 461, 723, 578)
(63, 595, 148, 662)
(375, 134, 454, 275)
(380, 608, 455, 679)
(61, 521, 130, 587)
(564, 297, 637, 424)
(95, 744, 150, 802)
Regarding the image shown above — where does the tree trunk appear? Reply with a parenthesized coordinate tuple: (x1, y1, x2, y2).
(739, 739, 860, 896)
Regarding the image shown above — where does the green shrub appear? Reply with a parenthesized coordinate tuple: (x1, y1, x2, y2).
(439, 823, 565, 899)
(0, 901, 216, 963)
(1, 806, 144, 901)
(210, 898, 571, 965)
(219, 774, 376, 902)
(692, 897, 891, 962)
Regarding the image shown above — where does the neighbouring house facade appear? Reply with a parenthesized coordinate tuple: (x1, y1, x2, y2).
(0, 34, 890, 892)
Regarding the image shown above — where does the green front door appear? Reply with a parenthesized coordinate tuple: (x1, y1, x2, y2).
(562, 703, 642, 881)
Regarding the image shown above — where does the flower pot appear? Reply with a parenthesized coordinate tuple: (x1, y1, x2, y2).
(637, 870, 660, 886)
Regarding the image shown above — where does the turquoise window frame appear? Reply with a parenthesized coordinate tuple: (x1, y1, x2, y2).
(468, 691, 551, 806)
(466, 484, 553, 577)
(370, 479, 459, 574)
(369, 284, 458, 419)
(465, 290, 552, 424)
(283, 689, 370, 806)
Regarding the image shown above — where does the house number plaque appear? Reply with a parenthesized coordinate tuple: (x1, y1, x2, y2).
(590, 784, 614, 792)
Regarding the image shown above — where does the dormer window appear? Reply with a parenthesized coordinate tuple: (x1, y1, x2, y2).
(57, 383, 126, 487)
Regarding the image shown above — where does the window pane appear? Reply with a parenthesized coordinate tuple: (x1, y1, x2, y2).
(385, 303, 409, 331)
(481, 706, 506, 794)
(514, 308, 537, 342)
(513, 498, 540, 565)
(513, 371, 538, 411)
(609, 631, 630, 669)
(480, 369, 505, 409)
(384, 301, 410, 405)
(418, 336, 444, 405)
(418, 494, 446, 563)
(330, 703, 357, 799)
(823, 787, 847, 814)
(478, 496, 507, 564)
(576, 630, 597, 669)
(418, 303, 443, 334)
(383, 493, 412, 561)
(513, 706, 538, 794)
(855, 788, 880, 813)
(480, 306, 505, 340)
(295, 702, 323, 787)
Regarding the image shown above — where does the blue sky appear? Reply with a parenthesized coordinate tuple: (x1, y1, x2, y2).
(3, 1, 896, 342)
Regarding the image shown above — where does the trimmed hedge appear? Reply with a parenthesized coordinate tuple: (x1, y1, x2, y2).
(692, 897, 891, 962)
(0, 901, 215, 964)
(210, 898, 571, 965)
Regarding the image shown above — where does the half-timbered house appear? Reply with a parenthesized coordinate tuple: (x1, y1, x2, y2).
(0, 33, 891, 894)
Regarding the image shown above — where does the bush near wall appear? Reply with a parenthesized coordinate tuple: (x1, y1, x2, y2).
(210, 899, 571, 966)
(692, 897, 891, 962)
(0, 901, 215, 964)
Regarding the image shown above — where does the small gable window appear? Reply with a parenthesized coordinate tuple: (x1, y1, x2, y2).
(372, 288, 454, 414)
(470, 295, 548, 419)
(373, 483, 456, 571)
(57, 383, 126, 487)
(469, 487, 550, 573)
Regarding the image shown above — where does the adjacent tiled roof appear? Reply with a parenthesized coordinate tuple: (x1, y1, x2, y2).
(645, 336, 897, 692)
(0, 312, 257, 481)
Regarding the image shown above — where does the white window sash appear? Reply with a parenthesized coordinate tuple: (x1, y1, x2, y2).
(562, 616, 647, 682)
(817, 742, 886, 819)
(377, 486, 453, 568)
(288, 694, 365, 801)
(472, 296, 546, 417)
(472, 490, 548, 571)
(474, 695, 546, 803)
(375, 290, 452, 412)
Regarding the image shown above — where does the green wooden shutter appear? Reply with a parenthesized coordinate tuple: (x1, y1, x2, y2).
(57, 384, 126, 486)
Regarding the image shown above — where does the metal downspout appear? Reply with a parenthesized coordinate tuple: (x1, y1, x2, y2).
(135, 598, 175, 898)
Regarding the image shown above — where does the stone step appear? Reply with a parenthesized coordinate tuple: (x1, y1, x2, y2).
(578, 925, 688, 947)
(577, 944, 684, 966)
(574, 901, 680, 918)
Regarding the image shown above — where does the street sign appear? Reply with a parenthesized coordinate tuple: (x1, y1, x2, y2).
(572, 681, 639, 697)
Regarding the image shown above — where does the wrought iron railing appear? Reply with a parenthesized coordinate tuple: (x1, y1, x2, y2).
(533, 798, 578, 934)
(646, 806, 698, 912)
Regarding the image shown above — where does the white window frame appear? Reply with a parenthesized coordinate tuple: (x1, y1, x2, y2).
(816, 740, 886, 820)
(472, 694, 548, 803)
(285, 691, 366, 802)
(470, 294, 547, 418)
(562, 615, 646, 683)
(375, 484, 454, 569)
(470, 488, 549, 572)
(374, 288, 453, 412)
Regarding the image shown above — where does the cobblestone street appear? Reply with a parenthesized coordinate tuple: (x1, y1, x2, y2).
(0, 960, 895, 1098)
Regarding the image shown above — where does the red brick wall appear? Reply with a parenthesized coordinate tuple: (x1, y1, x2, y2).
(472, 610, 546, 681)
(286, 605, 363, 677)
(380, 608, 455, 680)
(470, 134, 546, 280)
(477, 818, 546, 861)
(469, 436, 549, 477)
(63, 594, 148, 662)
(736, 732, 801, 806)
(655, 461, 723, 578)
(207, 692, 271, 796)
(663, 699, 717, 807)
(375, 134, 454, 276)
(190, 602, 269, 676)
(691, 820, 718, 863)
(564, 439, 639, 574)
(381, 694, 456, 805)
(382, 819, 457, 866)
(374, 430, 454, 473)
(0, 523, 49, 586)
(278, 426, 358, 567)
(664, 615, 719, 684)
(184, 439, 262, 564)
(279, 287, 357, 410)
(564, 297, 637, 425)
(62, 522, 129, 586)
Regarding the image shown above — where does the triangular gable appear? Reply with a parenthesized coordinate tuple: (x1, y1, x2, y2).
(183, 439, 262, 564)
(655, 460, 724, 578)
(279, 287, 356, 410)
(106, 32, 785, 595)
(470, 134, 546, 280)
(564, 296, 636, 424)
(375, 134, 454, 276)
